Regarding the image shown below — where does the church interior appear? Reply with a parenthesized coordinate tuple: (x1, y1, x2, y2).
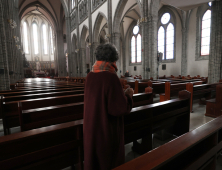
(0, 0, 222, 169)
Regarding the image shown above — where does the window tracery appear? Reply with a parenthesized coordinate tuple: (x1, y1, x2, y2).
(131, 26, 141, 63)
(158, 12, 175, 61)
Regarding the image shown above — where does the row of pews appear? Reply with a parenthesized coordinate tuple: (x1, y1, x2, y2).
(0, 78, 221, 169)
(121, 77, 222, 114)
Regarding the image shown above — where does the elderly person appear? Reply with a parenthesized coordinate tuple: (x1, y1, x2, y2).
(125, 70, 130, 77)
(84, 43, 134, 170)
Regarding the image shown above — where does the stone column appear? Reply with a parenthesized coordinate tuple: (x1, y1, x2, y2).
(65, 17, 73, 77)
(141, 0, 148, 79)
(91, 42, 99, 65)
(141, 22, 149, 79)
(107, 0, 112, 43)
(112, 32, 121, 76)
(208, 0, 222, 83)
(87, 0, 93, 69)
(80, 48, 87, 77)
(56, 29, 66, 77)
(181, 10, 191, 76)
(13, 6, 22, 81)
(0, 0, 10, 90)
(147, 0, 160, 79)
(122, 41, 126, 74)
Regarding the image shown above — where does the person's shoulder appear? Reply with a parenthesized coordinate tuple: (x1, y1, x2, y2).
(88, 72, 119, 81)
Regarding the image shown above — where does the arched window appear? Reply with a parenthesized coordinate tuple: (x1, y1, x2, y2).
(166, 23, 174, 59)
(42, 24, 48, 55)
(158, 26, 165, 60)
(50, 26, 54, 54)
(158, 13, 175, 60)
(131, 26, 141, 63)
(33, 23, 39, 54)
(71, 0, 75, 9)
(201, 10, 211, 56)
(23, 22, 29, 54)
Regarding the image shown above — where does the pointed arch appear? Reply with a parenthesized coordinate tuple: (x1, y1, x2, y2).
(71, 33, 77, 53)
(113, 0, 142, 33)
(80, 25, 89, 48)
(93, 12, 108, 43)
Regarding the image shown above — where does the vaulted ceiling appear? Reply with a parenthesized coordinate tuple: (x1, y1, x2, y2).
(161, 0, 212, 11)
(19, 0, 66, 28)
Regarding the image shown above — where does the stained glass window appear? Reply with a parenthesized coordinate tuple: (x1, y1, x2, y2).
(158, 13, 175, 60)
(50, 26, 54, 54)
(42, 24, 48, 55)
(133, 26, 139, 35)
(72, 0, 75, 9)
(158, 26, 165, 60)
(166, 23, 174, 59)
(131, 36, 136, 63)
(161, 13, 170, 24)
(33, 23, 39, 54)
(201, 10, 211, 56)
(131, 26, 142, 63)
(23, 22, 29, 54)
(137, 34, 142, 62)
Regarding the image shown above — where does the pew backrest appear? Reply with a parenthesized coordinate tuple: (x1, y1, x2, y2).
(19, 102, 84, 131)
(0, 120, 83, 170)
(113, 116, 222, 170)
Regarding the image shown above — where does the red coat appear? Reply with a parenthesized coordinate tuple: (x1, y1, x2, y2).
(84, 72, 133, 170)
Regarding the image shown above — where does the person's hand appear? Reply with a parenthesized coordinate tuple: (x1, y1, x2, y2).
(125, 88, 134, 98)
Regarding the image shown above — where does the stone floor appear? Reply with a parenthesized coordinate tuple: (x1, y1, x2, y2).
(0, 99, 221, 169)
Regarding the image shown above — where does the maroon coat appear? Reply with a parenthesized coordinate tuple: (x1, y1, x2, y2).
(84, 72, 133, 170)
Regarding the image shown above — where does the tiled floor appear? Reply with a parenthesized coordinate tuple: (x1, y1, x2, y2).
(0, 99, 221, 169)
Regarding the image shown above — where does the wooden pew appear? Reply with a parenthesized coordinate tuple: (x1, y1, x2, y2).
(16, 92, 153, 132)
(186, 83, 221, 112)
(1, 94, 84, 135)
(132, 91, 153, 107)
(124, 90, 191, 154)
(19, 90, 189, 156)
(0, 120, 83, 170)
(205, 84, 222, 117)
(2, 89, 84, 102)
(19, 102, 84, 131)
(160, 81, 203, 102)
(113, 115, 222, 170)
(0, 87, 84, 97)
(2, 92, 153, 135)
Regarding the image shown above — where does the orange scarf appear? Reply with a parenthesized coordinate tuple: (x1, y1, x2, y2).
(92, 61, 118, 74)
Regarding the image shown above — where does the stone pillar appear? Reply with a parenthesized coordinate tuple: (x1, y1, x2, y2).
(0, 0, 10, 90)
(14, 6, 23, 81)
(181, 10, 191, 76)
(108, 0, 112, 43)
(56, 29, 66, 77)
(141, 0, 148, 79)
(112, 32, 121, 77)
(122, 41, 126, 74)
(147, 0, 160, 79)
(208, 0, 222, 83)
(80, 48, 87, 77)
(65, 17, 73, 77)
(87, 0, 93, 70)
(91, 42, 99, 65)
(141, 22, 149, 79)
